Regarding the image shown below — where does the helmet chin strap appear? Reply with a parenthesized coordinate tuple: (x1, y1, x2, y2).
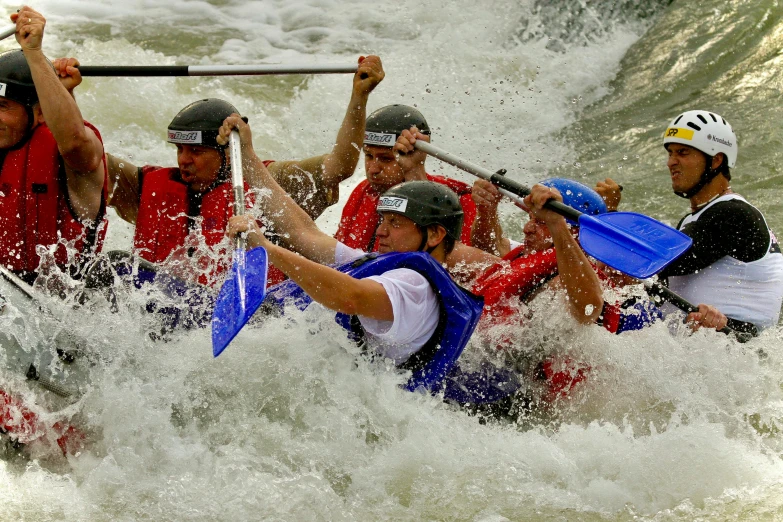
(675, 156, 721, 199)
(417, 226, 429, 252)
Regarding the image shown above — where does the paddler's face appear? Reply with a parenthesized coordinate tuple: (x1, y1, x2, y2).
(364, 145, 405, 194)
(0, 97, 31, 149)
(176, 144, 223, 193)
(375, 212, 425, 254)
(666, 143, 709, 195)
(522, 211, 553, 254)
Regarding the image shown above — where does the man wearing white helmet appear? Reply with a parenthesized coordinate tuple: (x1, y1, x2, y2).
(657, 110, 783, 332)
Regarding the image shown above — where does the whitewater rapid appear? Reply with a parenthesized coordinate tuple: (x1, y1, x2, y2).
(0, 1, 781, 520)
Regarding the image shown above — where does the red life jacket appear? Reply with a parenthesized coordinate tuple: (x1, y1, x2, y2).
(471, 245, 592, 403)
(474, 245, 623, 334)
(471, 245, 559, 322)
(595, 268, 622, 333)
(0, 122, 107, 276)
(133, 167, 253, 286)
(0, 388, 84, 455)
(334, 174, 477, 251)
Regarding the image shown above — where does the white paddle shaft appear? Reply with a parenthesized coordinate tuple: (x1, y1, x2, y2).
(229, 131, 246, 250)
(0, 25, 15, 41)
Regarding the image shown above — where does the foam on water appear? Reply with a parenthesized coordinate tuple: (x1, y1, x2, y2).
(0, 0, 780, 520)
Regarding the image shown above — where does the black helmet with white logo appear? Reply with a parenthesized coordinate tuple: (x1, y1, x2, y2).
(0, 50, 38, 107)
(167, 98, 244, 149)
(378, 181, 463, 241)
(364, 104, 430, 148)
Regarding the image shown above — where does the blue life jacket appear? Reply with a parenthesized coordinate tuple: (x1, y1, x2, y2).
(615, 298, 662, 333)
(264, 251, 484, 394)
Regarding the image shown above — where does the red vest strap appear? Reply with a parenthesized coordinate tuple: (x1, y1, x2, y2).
(334, 180, 379, 250)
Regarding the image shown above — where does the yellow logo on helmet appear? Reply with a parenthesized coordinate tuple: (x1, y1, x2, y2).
(664, 127, 694, 140)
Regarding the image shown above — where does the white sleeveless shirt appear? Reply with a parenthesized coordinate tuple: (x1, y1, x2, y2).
(668, 194, 783, 329)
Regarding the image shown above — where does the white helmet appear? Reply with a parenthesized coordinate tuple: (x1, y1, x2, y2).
(663, 110, 737, 168)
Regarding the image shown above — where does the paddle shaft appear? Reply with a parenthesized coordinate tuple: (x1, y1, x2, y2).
(229, 131, 246, 251)
(414, 141, 582, 221)
(212, 133, 269, 356)
(0, 265, 35, 301)
(77, 63, 359, 77)
(0, 25, 16, 41)
(644, 280, 698, 314)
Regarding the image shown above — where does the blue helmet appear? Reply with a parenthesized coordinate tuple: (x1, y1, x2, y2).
(539, 178, 606, 225)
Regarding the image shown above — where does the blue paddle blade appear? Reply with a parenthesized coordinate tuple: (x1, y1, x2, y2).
(577, 212, 692, 279)
(211, 247, 269, 357)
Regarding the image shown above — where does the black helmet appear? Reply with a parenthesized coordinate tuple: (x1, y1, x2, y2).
(167, 98, 243, 149)
(0, 50, 38, 106)
(364, 104, 430, 147)
(378, 181, 463, 240)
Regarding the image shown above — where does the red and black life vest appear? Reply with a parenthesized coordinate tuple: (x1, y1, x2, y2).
(0, 122, 107, 277)
(334, 174, 477, 251)
(133, 167, 253, 286)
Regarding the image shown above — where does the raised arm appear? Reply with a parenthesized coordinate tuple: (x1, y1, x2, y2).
(268, 55, 385, 219)
(525, 184, 603, 324)
(218, 115, 338, 264)
(14, 8, 105, 222)
(321, 55, 384, 189)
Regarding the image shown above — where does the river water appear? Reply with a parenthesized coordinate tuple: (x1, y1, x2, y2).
(0, 0, 782, 520)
